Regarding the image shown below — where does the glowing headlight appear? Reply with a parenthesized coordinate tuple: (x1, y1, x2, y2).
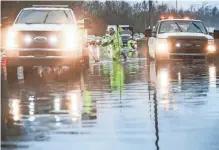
(9, 99, 21, 121)
(63, 29, 79, 49)
(49, 35, 58, 45)
(156, 39, 169, 53)
(207, 41, 216, 53)
(5, 29, 18, 48)
(24, 35, 32, 44)
(175, 43, 181, 48)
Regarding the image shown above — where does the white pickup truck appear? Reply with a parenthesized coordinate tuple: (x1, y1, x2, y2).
(148, 19, 216, 61)
(1, 5, 92, 76)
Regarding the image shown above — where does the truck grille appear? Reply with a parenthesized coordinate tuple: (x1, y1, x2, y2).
(168, 37, 208, 53)
(19, 31, 63, 49)
(19, 51, 63, 56)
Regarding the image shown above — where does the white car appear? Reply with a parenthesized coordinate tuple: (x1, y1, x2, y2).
(121, 34, 132, 46)
(2, 5, 92, 76)
(87, 35, 95, 42)
(95, 36, 102, 44)
(148, 19, 216, 61)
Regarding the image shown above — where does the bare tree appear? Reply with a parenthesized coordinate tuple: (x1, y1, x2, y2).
(1, 1, 219, 35)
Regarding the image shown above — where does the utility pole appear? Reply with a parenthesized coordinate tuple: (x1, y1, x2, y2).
(176, 0, 178, 13)
(149, 0, 153, 29)
(144, 0, 147, 29)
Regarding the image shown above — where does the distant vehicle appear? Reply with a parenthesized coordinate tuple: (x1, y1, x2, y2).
(2, 5, 92, 77)
(95, 36, 102, 45)
(139, 33, 145, 39)
(133, 33, 145, 40)
(107, 25, 116, 31)
(87, 35, 96, 45)
(148, 18, 216, 62)
(121, 34, 132, 46)
(133, 34, 140, 40)
(107, 25, 133, 36)
(87, 35, 96, 41)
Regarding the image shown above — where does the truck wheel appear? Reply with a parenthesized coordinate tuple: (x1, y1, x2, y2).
(23, 66, 33, 79)
(155, 54, 169, 64)
(148, 48, 155, 62)
(7, 66, 18, 83)
(83, 48, 90, 69)
(206, 54, 215, 63)
(83, 55, 90, 68)
(149, 54, 155, 62)
(69, 59, 80, 75)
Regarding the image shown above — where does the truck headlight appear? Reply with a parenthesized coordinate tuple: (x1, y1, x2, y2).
(63, 29, 79, 50)
(24, 35, 32, 45)
(207, 41, 216, 53)
(156, 39, 169, 53)
(5, 29, 18, 48)
(49, 35, 58, 45)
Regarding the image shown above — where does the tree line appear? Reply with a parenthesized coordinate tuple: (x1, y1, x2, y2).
(1, 1, 219, 35)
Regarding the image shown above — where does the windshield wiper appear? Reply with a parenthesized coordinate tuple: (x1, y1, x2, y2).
(64, 11, 73, 24)
(43, 11, 51, 23)
(192, 22, 204, 33)
(24, 22, 34, 24)
(174, 22, 183, 32)
(63, 11, 69, 19)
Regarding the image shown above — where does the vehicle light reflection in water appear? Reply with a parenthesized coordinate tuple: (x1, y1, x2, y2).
(209, 65, 216, 88)
(54, 97, 61, 111)
(28, 96, 35, 121)
(67, 93, 81, 121)
(176, 72, 182, 92)
(178, 72, 181, 85)
(157, 67, 170, 111)
(158, 68, 169, 90)
(9, 99, 21, 121)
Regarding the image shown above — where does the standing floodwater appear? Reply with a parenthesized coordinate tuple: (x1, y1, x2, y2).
(1, 59, 219, 150)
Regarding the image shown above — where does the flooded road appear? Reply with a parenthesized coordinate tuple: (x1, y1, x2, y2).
(1, 58, 219, 150)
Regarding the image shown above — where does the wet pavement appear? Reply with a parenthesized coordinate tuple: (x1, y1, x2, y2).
(1, 58, 219, 150)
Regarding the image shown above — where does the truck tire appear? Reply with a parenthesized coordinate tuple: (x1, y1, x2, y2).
(149, 53, 155, 61)
(206, 54, 215, 63)
(7, 66, 18, 83)
(83, 48, 90, 69)
(23, 66, 33, 78)
(69, 59, 80, 75)
(155, 54, 169, 64)
(84, 55, 89, 68)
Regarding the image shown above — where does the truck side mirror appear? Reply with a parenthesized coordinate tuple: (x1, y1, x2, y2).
(214, 30, 219, 39)
(84, 18, 92, 29)
(1, 17, 13, 28)
(77, 18, 92, 30)
(152, 26, 156, 31)
(152, 32, 157, 37)
(145, 28, 152, 37)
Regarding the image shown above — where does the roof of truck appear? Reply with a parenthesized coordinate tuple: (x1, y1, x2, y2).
(159, 19, 202, 22)
(23, 7, 71, 11)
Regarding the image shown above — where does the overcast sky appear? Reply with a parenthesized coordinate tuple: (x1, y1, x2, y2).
(128, 0, 219, 9)
(159, 0, 219, 9)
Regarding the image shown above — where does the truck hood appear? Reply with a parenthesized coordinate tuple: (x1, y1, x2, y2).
(10, 24, 77, 31)
(157, 32, 214, 40)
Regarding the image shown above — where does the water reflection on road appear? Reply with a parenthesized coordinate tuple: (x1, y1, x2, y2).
(1, 59, 219, 150)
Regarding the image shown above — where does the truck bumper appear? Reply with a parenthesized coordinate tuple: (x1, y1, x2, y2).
(169, 53, 215, 59)
(3, 48, 81, 67)
(6, 56, 80, 67)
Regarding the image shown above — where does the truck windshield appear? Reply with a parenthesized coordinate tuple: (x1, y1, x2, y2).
(122, 35, 131, 40)
(159, 21, 207, 34)
(15, 10, 75, 24)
